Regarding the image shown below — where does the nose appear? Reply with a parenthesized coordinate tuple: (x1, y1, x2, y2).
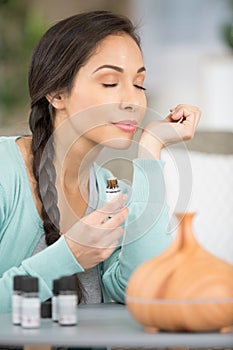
(118, 87, 143, 112)
(119, 102, 137, 112)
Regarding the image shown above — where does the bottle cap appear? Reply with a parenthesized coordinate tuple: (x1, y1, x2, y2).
(21, 276, 39, 293)
(59, 275, 77, 292)
(41, 300, 52, 318)
(53, 279, 60, 295)
(13, 275, 26, 291)
(107, 178, 118, 188)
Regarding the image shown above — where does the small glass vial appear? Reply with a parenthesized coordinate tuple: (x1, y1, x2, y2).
(58, 275, 77, 326)
(12, 275, 25, 325)
(21, 276, 40, 329)
(106, 178, 121, 219)
(52, 279, 60, 322)
(106, 178, 121, 202)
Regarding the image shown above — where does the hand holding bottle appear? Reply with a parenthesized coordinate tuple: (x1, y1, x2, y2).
(64, 194, 128, 269)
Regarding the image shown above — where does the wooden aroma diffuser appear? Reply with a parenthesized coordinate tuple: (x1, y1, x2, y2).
(126, 212, 233, 332)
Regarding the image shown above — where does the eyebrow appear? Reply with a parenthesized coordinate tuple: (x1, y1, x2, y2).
(92, 64, 146, 74)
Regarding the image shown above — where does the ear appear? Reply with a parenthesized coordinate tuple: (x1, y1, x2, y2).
(46, 92, 66, 110)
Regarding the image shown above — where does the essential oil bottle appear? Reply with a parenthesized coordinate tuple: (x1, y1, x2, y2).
(12, 275, 25, 325)
(21, 276, 40, 329)
(58, 275, 77, 326)
(106, 178, 121, 219)
(106, 178, 121, 202)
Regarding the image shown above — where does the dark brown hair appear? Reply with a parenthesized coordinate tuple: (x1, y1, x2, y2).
(28, 10, 141, 303)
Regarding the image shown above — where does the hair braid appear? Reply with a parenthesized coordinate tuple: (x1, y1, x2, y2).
(29, 99, 86, 303)
(29, 98, 60, 245)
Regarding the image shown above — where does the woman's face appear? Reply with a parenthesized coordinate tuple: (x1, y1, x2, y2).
(57, 33, 147, 149)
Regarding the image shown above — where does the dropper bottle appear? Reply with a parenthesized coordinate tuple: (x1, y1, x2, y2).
(21, 276, 40, 329)
(12, 275, 25, 325)
(58, 275, 77, 326)
(106, 178, 121, 202)
(106, 178, 121, 219)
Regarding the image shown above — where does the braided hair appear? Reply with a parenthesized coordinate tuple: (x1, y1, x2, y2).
(28, 10, 141, 302)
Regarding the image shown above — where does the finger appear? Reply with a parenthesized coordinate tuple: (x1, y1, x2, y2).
(172, 105, 200, 117)
(102, 227, 124, 247)
(186, 111, 199, 131)
(182, 109, 200, 129)
(172, 108, 190, 120)
(170, 106, 200, 127)
(93, 226, 123, 249)
(166, 107, 188, 122)
(179, 112, 200, 140)
(103, 206, 129, 229)
(98, 245, 117, 262)
(92, 194, 128, 221)
(165, 111, 195, 140)
(165, 113, 182, 123)
(105, 239, 121, 250)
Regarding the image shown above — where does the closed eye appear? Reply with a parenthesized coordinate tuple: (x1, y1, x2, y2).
(134, 84, 146, 91)
(102, 83, 118, 88)
(102, 83, 146, 91)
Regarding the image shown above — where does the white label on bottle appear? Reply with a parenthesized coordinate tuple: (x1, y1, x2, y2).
(21, 297, 40, 328)
(105, 191, 121, 202)
(12, 294, 21, 325)
(106, 189, 121, 219)
(58, 294, 77, 325)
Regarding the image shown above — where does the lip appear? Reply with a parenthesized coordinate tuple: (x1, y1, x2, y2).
(112, 120, 138, 133)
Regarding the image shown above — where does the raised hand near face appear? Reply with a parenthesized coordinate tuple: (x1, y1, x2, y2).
(138, 104, 201, 159)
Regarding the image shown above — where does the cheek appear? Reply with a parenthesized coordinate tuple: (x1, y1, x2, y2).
(68, 87, 116, 116)
(138, 97, 147, 122)
(141, 94, 147, 109)
(68, 105, 115, 137)
(68, 92, 99, 115)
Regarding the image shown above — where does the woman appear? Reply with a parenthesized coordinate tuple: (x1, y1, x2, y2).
(0, 10, 201, 313)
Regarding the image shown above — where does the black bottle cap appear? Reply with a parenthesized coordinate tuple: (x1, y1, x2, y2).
(13, 275, 27, 291)
(53, 279, 60, 295)
(41, 300, 52, 318)
(59, 275, 77, 292)
(21, 276, 39, 293)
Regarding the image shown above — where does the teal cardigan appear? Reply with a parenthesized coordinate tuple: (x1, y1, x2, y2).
(0, 136, 172, 313)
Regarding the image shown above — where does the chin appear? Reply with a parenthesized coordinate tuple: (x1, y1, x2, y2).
(102, 137, 133, 149)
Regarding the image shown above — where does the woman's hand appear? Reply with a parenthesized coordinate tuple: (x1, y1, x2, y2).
(64, 194, 128, 269)
(138, 104, 201, 159)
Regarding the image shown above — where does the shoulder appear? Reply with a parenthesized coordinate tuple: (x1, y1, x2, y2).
(0, 136, 19, 160)
(0, 137, 18, 220)
(0, 136, 23, 186)
(0, 136, 14, 151)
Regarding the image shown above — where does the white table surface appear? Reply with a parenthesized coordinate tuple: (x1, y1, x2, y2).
(0, 303, 232, 348)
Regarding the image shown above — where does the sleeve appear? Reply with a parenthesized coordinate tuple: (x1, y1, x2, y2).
(101, 158, 172, 303)
(0, 236, 84, 314)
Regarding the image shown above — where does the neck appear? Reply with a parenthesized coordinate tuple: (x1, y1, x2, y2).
(52, 120, 103, 192)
